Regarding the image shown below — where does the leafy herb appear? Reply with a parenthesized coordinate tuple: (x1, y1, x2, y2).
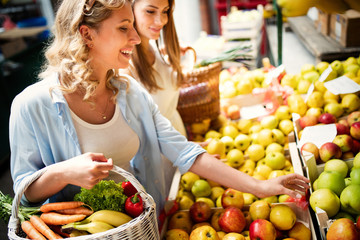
(0, 191, 40, 224)
(74, 180, 127, 212)
(195, 45, 253, 68)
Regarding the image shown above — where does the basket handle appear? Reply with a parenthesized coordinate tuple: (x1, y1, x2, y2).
(8, 164, 148, 231)
(182, 46, 197, 65)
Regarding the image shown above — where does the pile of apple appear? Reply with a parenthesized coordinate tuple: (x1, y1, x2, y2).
(166, 188, 311, 240)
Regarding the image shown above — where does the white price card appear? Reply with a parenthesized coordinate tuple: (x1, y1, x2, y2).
(240, 104, 268, 119)
(298, 124, 337, 149)
(318, 65, 333, 82)
(264, 64, 285, 85)
(324, 76, 360, 95)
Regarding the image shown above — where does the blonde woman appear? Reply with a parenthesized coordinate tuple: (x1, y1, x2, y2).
(10, 0, 309, 220)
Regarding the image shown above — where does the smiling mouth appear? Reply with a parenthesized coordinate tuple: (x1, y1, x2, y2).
(121, 50, 133, 56)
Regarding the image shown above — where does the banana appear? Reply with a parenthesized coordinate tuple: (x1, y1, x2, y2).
(74, 221, 114, 234)
(86, 210, 133, 227)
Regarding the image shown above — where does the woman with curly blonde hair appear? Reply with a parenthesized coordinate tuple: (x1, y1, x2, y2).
(10, 0, 309, 220)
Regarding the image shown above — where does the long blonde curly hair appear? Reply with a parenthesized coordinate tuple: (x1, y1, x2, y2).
(40, 0, 133, 101)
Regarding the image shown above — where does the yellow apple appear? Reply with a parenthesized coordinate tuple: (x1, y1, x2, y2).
(252, 174, 266, 180)
(189, 225, 220, 240)
(278, 119, 294, 135)
(288, 95, 307, 116)
(288, 222, 311, 240)
(300, 63, 316, 75)
(269, 204, 296, 231)
(271, 129, 285, 145)
(179, 195, 195, 210)
(181, 172, 201, 191)
(240, 159, 256, 170)
(249, 200, 271, 220)
(314, 80, 327, 92)
(165, 229, 190, 240)
(196, 197, 215, 208)
(222, 125, 239, 139)
(324, 102, 344, 118)
(306, 91, 324, 108)
(281, 74, 297, 89)
(275, 105, 292, 120)
(267, 170, 286, 179)
(211, 187, 225, 202)
(265, 142, 284, 155)
(341, 93, 360, 114)
(192, 222, 212, 231)
(305, 107, 323, 118)
(260, 115, 279, 129)
(242, 192, 259, 205)
(168, 211, 193, 234)
(261, 195, 278, 203)
(222, 232, 245, 240)
(257, 129, 276, 147)
(211, 209, 225, 231)
(248, 124, 262, 134)
(265, 152, 286, 170)
(234, 134, 251, 151)
(205, 130, 222, 141)
(216, 195, 222, 208)
(296, 79, 312, 94)
(237, 119, 253, 134)
(246, 144, 265, 162)
(253, 165, 272, 179)
(324, 90, 340, 103)
(217, 231, 226, 239)
(220, 136, 235, 154)
(207, 139, 226, 158)
(226, 149, 245, 168)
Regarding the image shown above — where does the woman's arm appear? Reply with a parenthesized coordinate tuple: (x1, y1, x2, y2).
(189, 152, 310, 199)
(24, 153, 113, 203)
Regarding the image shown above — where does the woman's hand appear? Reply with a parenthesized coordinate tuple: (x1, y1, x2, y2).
(59, 152, 114, 189)
(256, 173, 310, 200)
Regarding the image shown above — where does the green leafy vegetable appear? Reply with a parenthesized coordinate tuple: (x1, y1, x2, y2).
(74, 180, 127, 212)
(195, 45, 253, 68)
(0, 191, 40, 224)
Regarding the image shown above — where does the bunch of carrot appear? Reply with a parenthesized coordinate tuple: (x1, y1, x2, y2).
(21, 201, 94, 239)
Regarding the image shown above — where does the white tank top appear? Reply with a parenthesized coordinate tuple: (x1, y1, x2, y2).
(70, 104, 140, 171)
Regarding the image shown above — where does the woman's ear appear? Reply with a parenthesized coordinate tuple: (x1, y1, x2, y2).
(79, 25, 93, 47)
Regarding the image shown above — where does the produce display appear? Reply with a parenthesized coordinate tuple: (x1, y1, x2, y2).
(1, 179, 144, 239)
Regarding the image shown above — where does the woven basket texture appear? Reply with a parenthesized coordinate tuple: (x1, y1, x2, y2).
(8, 165, 160, 240)
(177, 61, 222, 124)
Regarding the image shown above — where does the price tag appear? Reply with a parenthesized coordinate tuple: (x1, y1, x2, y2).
(304, 84, 315, 103)
(298, 124, 337, 149)
(265, 64, 285, 85)
(240, 104, 268, 119)
(318, 65, 333, 82)
(324, 76, 360, 95)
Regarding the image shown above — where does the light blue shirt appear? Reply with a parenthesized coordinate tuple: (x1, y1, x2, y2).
(9, 72, 206, 215)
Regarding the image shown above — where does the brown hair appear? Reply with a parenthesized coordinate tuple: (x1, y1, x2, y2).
(131, 0, 184, 93)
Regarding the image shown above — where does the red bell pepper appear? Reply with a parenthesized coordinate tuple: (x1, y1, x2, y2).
(125, 193, 144, 218)
(121, 180, 137, 197)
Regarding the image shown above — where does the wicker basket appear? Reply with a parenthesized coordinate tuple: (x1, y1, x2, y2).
(8, 165, 160, 240)
(177, 59, 222, 124)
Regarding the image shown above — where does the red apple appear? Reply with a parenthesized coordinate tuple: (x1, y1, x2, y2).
(357, 215, 360, 230)
(335, 123, 350, 135)
(221, 188, 244, 209)
(319, 142, 342, 163)
(352, 139, 360, 154)
(218, 206, 246, 233)
(301, 142, 320, 163)
(347, 111, 360, 126)
(227, 104, 241, 120)
(299, 115, 318, 129)
(249, 219, 277, 240)
(342, 151, 354, 160)
(350, 122, 360, 140)
(189, 201, 212, 223)
(333, 134, 354, 152)
(318, 113, 337, 124)
(339, 119, 350, 129)
(326, 218, 359, 240)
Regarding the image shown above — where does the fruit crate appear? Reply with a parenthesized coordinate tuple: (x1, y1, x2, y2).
(300, 151, 355, 240)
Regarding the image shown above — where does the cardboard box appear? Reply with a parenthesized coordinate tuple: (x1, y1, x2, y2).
(330, 9, 360, 47)
(316, 8, 331, 36)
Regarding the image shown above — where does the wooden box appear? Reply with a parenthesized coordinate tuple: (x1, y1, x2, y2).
(330, 9, 360, 47)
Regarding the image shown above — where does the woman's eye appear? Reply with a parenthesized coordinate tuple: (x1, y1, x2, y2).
(119, 27, 128, 32)
(146, 10, 155, 14)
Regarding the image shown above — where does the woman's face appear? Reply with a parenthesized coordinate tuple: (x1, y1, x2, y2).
(86, 1, 141, 70)
(133, 0, 170, 41)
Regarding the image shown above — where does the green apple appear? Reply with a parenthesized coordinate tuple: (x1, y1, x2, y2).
(324, 159, 349, 178)
(181, 172, 201, 191)
(207, 138, 226, 158)
(317, 171, 346, 196)
(179, 195, 195, 210)
(334, 211, 355, 222)
(354, 152, 360, 168)
(257, 129, 276, 147)
(341, 93, 360, 114)
(344, 56, 358, 66)
(278, 119, 294, 135)
(305, 107, 323, 118)
(323, 69, 338, 82)
(260, 115, 279, 129)
(301, 63, 316, 75)
(313, 178, 318, 191)
(246, 144, 265, 162)
(265, 142, 284, 155)
(275, 105, 292, 120)
(316, 61, 330, 75)
(350, 168, 360, 185)
(191, 179, 212, 198)
(234, 134, 251, 151)
(265, 152, 286, 170)
(296, 79, 312, 94)
(340, 184, 360, 215)
(222, 125, 239, 139)
(344, 64, 360, 75)
(271, 129, 285, 145)
(226, 149, 244, 168)
(302, 70, 320, 83)
(261, 195, 278, 204)
(310, 188, 340, 217)
(345, 177, 352, 186)
(205, 130, 222, 141)
(324, 102, 344, 118)
(307, 91, 324, 108)
(237, 119, 253, 134)
(331, 60, 344, 75)
(220, 136, 235, 154)
(243, 193, 259, 205)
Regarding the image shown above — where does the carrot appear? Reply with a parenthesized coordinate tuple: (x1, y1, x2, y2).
(40, 201, 84, 213)
(30, 215, 63, 239)
(40, 212, 87, 225)
(55, 206, 94, 216)
(21, 220, 46, 240)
